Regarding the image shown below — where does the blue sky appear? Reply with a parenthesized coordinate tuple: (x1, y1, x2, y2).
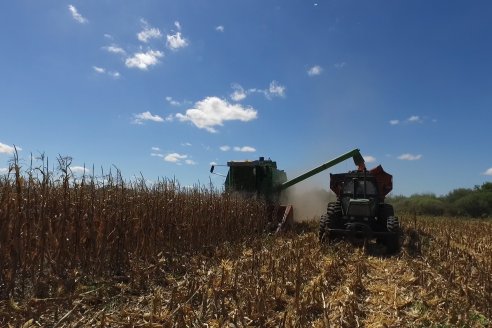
(0, 1, 491, 196)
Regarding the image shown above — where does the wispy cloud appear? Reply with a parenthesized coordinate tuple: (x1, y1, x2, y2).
(216, 25, 224, 32)
(108, 71, 120, 79)
(70, 166, 90, 175)
(68, 5, 88, 24)
(233, 146, 256, 152)
(133, 111, 164, 124)
(268, 80, 285, 98)
(407, 115, 422, 123)
(166, 32, 189, 50)
(166, 96, 181, 106)
(398, 153, 422, 161)
(174, 21, 182, 31)
(93, 66, 120, 79)
(93, 66, 105, 74)
(164, 153, 187, 163)
(390, 115, 425, 125)
(0, 142, 20, 154)
(307, 65, 323, 76)
(220, 145, 256, 152)
(103, 45, 126, 55)
(125, 50, 163, 70)
(176, 97, 257, 133)
(151, 146, 161, 151)
(0, 168, 8, 174)
(363, 156, 376, 163)
(137, 20, 162, 43)
(230, 84, 247, 101)
(237, 81, 287, 100)
(483, 168, 492, 176)
(220, 145, 231, 151)
(334, 62, 347, 69)
(163, 152, 196, 165)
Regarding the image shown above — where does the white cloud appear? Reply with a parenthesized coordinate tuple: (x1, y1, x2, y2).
(103, 45, 126, 55)
(210, 161, 218, 166)
(68, 5, 88, 24)
(93, 66, 120, 79)
(268, 80, 286, 98)
(216, 25, 224, 32)
(182, 142, 192, 147)
(104, 34, 113, 39)
(93, 66, 105, 74)
(483, 168, 492, 176)
(133, 111, 164, 124)
(164, 153, 187, 163)
(0, 142, 19, 154)
(235, 81, 287, 100)
(174, 21, 182, 31)
(108, 71, 120, 79)
(220, 145, 231, 151)
(407, 115, 422, 123)
(398, 153, 422, 161)
(0, 168, 8, 174)
(363, 156, 376, 163)
(307, 65, 323, 76)
(125, 50, 163, 70)
(230, 84, 247, 101)
(185, 159, 196, 165)
(151, 153, 164, 158)
(389, 120, 400, 125)
(166, 96, 181, 106)
(151, 146, 161, 151)
(70, 166, 90, 175)
(176, 97, 257, 133)
(166, 32, 189, 50)
(233, 146, 256, 153)
(138, 27, 162, 43)
(334, 62, 347, 69)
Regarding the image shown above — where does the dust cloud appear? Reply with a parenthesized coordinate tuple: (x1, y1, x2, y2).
(280, 184, 337, 222)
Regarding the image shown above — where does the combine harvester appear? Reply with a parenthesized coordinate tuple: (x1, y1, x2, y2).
(210, 149, 401, 253)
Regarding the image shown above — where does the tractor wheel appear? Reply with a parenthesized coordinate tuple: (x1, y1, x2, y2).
(319, 202, 343, 242)
(385, 216, 401, 254)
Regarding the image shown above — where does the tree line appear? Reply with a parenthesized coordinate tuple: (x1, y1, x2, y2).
(387, 182, 492, 218)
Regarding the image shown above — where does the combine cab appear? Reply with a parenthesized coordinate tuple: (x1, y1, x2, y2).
(319, 166, 401, 253)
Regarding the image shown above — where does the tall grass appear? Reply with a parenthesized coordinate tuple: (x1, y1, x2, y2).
(0, 154, 269, 299)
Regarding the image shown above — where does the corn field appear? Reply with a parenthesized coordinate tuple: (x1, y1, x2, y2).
(1, 160, 491, 326)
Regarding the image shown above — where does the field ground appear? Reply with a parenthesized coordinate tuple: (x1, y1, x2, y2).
(1, 216, 492, 327)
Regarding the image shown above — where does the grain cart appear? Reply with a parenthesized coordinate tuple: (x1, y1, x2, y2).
(319, 165, 401, 253)
(210, 149, 370, 233)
